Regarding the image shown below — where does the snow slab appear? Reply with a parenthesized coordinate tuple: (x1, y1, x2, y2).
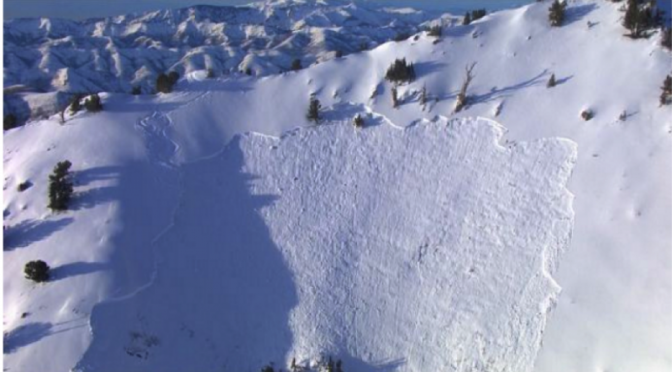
(75, 117, 577, 372)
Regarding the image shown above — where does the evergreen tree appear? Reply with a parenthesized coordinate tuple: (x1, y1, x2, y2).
(156, 73, 173, 93)
(385, 58, 415, 84)
(463, 12, 472, 26)
(307, 95, 321, 124)
(660, 75, 672, 105)
(131, 86, 142, 95)
(335, 50, 343, 58)
(4, 114, 17, 131)
(24, 260, 50, 283)
(335, 360, 343, 372)
(69, 94, 82, 114)
(420, 85, 428, 106)
(291, 59, 302, 71)
(353, 114, 365, 128)
(662, 27, 671, 50)
(549, 0, 567, 27)
(48, 160, 73, 211)
(167, 71, 180, 85)
(428, 25, 442, 37)
(547, 73, 557, 88)
(84, 94, 103, 112)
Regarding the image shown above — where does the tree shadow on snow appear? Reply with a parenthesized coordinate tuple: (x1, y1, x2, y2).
(77, 139, 299, 371)
(50, 261, 111, 282)
(564, 3, 598, 26)
(3, 218, 74, 251)
(4, 320, 88, 354)
(470, 69, 549, 105)
(3, 323, 52, 354)
(413, 61, 448, 79)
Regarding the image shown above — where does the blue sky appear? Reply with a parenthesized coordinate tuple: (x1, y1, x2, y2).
(4, 0, 533, 20)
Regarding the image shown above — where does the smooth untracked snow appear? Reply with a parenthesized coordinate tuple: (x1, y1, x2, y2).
(74, 118, 576, 372)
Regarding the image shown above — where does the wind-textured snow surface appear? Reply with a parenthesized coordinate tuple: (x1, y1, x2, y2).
(74, 118, 576, 372)
(3, 0, 672, 371)
(3, 0, 444, 94)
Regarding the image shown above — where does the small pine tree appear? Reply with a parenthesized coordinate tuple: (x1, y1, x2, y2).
(69, 95, 82, 114)
(581, 109, 594, 121)
(660, 75, 672, 106)
(420, 85, 428, 107)
(307, 95, 321, 124)
(428, 25, 442, 37)
(335, 360, 343, 372)
(291, 59, 302, 71)
(662, 27, 672, 50)
(17, 181, 32, 192)
(207, 68, 215, 78)
(167, 71, 180, 85)
(335, 50, 343, 58)
(391, 87, 399, 108)
(549, 0, 567, 27)
(156, 73, 173, 93)
(547, 73, 557, 88)
(48, 160, 73, 211)
(353, 114, 365, 128)
(84, 94, 103, 112)
(24, 260, 50, 283)
(131, 86, 142, 95)
(4, 114, 17, 131)
(385, 58, 416, 84)
(463, 12, 472, 26)
(245, 68, 253, 76)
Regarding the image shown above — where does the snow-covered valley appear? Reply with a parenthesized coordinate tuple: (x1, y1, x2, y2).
(3, 0, 672, 371)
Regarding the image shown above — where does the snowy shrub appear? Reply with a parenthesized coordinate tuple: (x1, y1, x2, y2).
(48, 160, 73, 211)
(307, 96, 321, 124)
(291, 59, 302, 71)
(581, 109, 594, 121)
(385, 58, 416, 84)
(547, 73, 557, 88)
(17, 181, 32, 192)
(353, 114, 365, 128)
(549, 0, 567, 27)
(84, 94, 103, 112)
(4, 114, 17, 131)
(420, 85, 428, 106)
(24, 260, 50, 283)
(660, 75, 672, 106)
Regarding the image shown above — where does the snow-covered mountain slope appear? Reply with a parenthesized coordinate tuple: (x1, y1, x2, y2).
(3, 0, 671, 371)
(3, 0, 446, 94)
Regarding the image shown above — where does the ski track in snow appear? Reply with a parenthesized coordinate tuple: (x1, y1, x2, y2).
(75, 115, 577, 372)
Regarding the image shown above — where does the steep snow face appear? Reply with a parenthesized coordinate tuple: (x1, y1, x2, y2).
(74, 118, 577, 372)
(3, 0, 672, 371)
(3, 0, 446, 93)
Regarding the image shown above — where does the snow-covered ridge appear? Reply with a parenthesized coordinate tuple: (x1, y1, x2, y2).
(3, 0, 445, 93)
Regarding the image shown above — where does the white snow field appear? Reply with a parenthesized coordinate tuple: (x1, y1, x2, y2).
(74, 118, 576, 372)
(3, 0, 671, 371)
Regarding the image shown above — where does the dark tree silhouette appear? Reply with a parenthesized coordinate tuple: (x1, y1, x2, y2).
(48, 160, 73, 211)
(24, 260, 50, 283)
